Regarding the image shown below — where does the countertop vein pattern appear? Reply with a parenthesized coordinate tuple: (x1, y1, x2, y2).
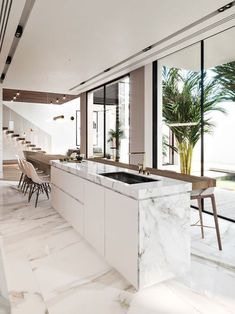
(0, 181, 235, 314)
(51, 160, 192, 200)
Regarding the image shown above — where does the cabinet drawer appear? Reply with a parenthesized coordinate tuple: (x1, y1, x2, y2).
(84, 181, 105, 256)
(51, 184, 84, 235)
(51, 166, 84, 203)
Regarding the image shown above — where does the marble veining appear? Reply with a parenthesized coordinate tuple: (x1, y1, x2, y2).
(1, 181, 235, 314)
(138, 193, 191, 288)
(51, 160, 192, 200)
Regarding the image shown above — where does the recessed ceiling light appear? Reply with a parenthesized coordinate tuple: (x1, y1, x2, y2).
(56, 98, 59, 103)
(13, 96, 16, 100)
(6, 56, 12, 64)
(218, 2, 233, 12)
(15, 25, 23, 38)
(63, 95, 66, 100)
(104, 68, 111, 73)
(225, 2, 232, 9)
(142, 45, 152, 52)
(16, 91, 20, 96)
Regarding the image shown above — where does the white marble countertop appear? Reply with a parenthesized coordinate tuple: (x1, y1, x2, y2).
(51, 160, 192, 200)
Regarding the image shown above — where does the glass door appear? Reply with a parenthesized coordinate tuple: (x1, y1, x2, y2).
(87, 86, 105, 158)
(87, 76, 130, 163)
(105, 76, 130, 163)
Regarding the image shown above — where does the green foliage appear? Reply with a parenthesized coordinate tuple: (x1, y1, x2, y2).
(107, 128, 124, 143)
(162, 66, 226, 174)
(213, 61, 235, 101)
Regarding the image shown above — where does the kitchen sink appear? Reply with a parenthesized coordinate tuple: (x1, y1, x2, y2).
(99, 171, 158, 184)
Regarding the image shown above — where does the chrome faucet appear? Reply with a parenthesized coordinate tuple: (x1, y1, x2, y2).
(129, 152, 150, 175)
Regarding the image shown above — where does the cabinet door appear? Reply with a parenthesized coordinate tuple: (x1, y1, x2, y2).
(84, 181, 105, 256)
(51, 184, 84, 235)
(105, 189, 138, 289)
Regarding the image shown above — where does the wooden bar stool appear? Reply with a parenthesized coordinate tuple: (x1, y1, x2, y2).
(191, 187, 222, 251)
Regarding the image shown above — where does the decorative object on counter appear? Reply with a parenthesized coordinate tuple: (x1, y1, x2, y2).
(105, 153, 111, 160)
(67, 148, 80, 157)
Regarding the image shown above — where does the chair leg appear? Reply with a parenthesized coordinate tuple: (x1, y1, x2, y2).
(43, 184, 49, 199)
(18, 173, 24, 188)
(24, 183, 29, 195)
(47, 184, 51, 192)
(22, 181, 27, 193)
(29, 184, 36, 202)
(210, 194, 222, 251)
(197, 197, 204, 239)
(28, 184, 33, 202)
(35, 187, 40, 208)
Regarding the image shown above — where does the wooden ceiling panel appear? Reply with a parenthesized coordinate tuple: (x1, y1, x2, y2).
(3, 89, 78, 104)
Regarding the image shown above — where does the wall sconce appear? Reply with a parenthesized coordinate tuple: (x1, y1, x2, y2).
(53, 115, 64, 121)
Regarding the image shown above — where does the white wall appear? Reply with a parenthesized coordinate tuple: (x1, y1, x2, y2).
(4, 98, 80, 154)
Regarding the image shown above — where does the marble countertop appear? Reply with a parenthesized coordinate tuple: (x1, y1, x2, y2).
(51, 160, 192, 200)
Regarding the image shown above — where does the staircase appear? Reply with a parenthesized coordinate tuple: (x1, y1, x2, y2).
(2, 127, 46, 164)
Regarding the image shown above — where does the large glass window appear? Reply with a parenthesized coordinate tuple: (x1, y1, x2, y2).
(153, 26, 235, 222)
(87, 76, 130, 163)
(158, 43, 201, 175)
(203, 27, 235, 221)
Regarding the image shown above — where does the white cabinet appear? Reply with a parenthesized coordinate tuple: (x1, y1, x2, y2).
(51, 185, 84, 235)
(84, 181, 105, 256)
(51, 166, 138, 287)
(51, 166, 84, 203)
(105, 189, 138, 288)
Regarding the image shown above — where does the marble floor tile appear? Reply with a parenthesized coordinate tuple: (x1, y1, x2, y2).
(1, 181, 235, 314)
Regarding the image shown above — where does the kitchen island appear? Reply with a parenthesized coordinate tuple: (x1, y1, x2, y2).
(51, 160, 192, 290)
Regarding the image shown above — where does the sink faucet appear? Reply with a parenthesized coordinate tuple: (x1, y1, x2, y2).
(129, 152, 150, 175)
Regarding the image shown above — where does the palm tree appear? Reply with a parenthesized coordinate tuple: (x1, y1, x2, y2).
(162, 67, 226, 174)
(107, 127, 124, 162)
(213, 61, 235, 101)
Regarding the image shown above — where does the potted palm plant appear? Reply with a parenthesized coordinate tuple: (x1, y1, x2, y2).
(107, 127, 124, 162)
(162, 67, 226, 174)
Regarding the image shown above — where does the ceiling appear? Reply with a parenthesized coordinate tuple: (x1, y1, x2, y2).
(0, 0, 230, 94)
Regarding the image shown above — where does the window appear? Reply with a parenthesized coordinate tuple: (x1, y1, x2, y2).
(87, 76, 130, 163)
(153, 26, 235, 222)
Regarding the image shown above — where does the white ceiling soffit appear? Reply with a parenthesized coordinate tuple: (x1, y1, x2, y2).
(0, 0, 26, 75)
(160, 26, 235, 71)
(78, 6, 235, 94)
(2, 0, 233, 94)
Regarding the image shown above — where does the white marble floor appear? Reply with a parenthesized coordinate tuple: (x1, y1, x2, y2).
(0, 181, 235, 314)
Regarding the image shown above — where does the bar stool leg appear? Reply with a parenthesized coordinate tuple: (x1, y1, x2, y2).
(210, 194, 222, 251)
(197, 197, 204, 239)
